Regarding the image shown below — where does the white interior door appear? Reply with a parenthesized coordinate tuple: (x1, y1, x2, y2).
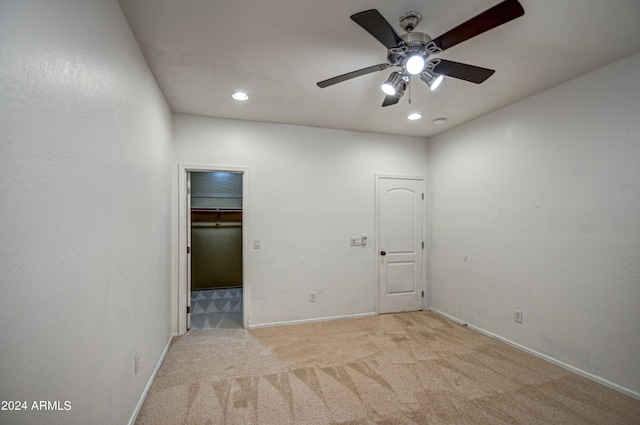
(377, 176, 425, 314)
(186, 173, 192, 330)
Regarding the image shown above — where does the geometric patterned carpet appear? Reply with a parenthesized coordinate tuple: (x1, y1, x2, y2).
(190, 288, 243, 330)
(135, 311, 640, 424)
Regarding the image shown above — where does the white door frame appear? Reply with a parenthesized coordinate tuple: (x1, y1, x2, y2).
(375, 173, 428, 313)
(178, 164, 250, 334)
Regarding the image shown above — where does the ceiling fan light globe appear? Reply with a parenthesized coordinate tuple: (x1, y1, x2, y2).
(406, 55, 425, 75)
(381, 71, 403, 95)
(430, 74, 444, 91)
(381, 82, 396, 95)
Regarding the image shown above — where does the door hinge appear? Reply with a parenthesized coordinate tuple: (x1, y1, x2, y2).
(422, 193, 424, 200)
(187, 306, 191, 314)
(422, 291, 424, 298)
(422, 242, 424, 249)
(187, 246, 191, 254)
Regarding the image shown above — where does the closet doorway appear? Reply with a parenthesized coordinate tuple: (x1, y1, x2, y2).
(178, 165, 249, 334)
(188, 171, 243, 330)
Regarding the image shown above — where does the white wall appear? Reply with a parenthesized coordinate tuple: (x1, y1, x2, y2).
(173, 115, 429, 328)
(428, 52, 640, 397)
(0, 1, 173, 424)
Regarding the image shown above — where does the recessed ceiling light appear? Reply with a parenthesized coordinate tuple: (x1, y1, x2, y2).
(432, 117, 447, 125)
(231, 91, 249, 101)
(407, 113, 422, 121)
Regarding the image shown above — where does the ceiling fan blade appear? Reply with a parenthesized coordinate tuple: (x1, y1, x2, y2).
(382, 95, 400, 107)
(429, 0, 524, 52)
(431, 59, 495, 84)
(351, 9, 405, 49)
(317, 63, 390, 88)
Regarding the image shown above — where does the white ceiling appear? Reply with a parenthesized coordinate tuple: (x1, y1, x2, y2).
(118, 0, 640, 138)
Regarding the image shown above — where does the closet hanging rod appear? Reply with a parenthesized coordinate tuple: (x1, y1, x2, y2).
(191, 208, 242, 213)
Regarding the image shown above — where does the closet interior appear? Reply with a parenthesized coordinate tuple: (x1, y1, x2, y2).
(189, 171, 243, 329)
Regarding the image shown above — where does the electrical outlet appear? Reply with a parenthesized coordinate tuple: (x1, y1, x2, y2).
(350, 237, 362, 246)
(310, 292, 317, 303)
(135, 353, 140, 375)
(513, 310, 523, 324)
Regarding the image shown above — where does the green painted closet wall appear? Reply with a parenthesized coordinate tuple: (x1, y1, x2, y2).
(191, 172, 242, 289)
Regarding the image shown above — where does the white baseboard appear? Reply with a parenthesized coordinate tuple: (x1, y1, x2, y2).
(428, 308, 640, 401)
(127, 335, 173, 425)
(247, 311, 377, 329)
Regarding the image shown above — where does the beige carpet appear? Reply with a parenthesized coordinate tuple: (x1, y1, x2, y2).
(135, 312, 640, 425)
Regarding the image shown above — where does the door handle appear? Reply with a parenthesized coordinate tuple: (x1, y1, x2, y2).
(380, 251, 386, 256)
